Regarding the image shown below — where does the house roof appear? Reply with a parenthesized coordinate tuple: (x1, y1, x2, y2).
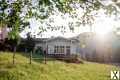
(44, 36, 80, 43)
(20, 36, 80, 44)
(34, 38, 48, 43)
(47, 36, 71, 42)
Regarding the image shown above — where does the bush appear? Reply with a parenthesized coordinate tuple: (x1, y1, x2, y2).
(64, 54, 84, 64)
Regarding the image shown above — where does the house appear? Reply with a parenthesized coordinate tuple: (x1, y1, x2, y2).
(18, 32, 120, 62)
(34, 37, 80, 57)
(75, 32, 113, 62)
(74, 32, 94, 59)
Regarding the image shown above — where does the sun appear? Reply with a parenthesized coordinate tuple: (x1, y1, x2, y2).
(94, 20, 113, 36)
(95, 26, 111, 35)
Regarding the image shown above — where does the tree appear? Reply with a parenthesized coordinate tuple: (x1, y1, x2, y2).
(26, 32, 35, 51)
(0, 0, 120, 39)
(25, 32, 35, 64)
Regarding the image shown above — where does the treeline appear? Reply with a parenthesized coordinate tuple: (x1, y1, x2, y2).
(0, 37, 35, 53)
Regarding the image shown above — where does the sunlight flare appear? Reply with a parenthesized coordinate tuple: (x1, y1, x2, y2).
(95, 26, 111, 35)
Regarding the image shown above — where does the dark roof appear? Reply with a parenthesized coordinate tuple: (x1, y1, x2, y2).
(20, 36, 80, 43)
(47, 36, 70, 41)
(34, 38, 48, 43)
(47, 36, 80, 43)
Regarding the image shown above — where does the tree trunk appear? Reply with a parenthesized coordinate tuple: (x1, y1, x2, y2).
(44, 53, 47, 64)
(44, 50, 47, 64)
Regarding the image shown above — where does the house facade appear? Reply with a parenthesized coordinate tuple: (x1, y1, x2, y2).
(34, 37, 80, 57)
(76, 32, 113, 62)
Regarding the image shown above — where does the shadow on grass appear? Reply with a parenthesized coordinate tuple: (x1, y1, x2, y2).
(0, 51, 84, 64)
(17, 52, 57, 64)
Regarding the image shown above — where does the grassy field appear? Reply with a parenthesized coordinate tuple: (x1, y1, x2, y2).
(0, 52, 119, 80)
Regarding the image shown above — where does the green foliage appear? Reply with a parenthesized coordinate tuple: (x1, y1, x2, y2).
(0, 52, 120, 80)
(0, 0, 120, 39)
(24, 32, 35, 52)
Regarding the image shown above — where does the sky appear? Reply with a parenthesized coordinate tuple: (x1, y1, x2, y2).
(20, 0, 120, 38)
(20, 9, 89, 38)
(20, 10, 119, 38)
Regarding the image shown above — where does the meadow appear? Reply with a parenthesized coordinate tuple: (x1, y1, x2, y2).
(0, 52, 119, 80)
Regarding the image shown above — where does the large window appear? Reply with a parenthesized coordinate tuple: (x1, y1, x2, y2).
(54, 46, 57, 53)
(54, 46, 65, 54)
(61, 46, 64, 53)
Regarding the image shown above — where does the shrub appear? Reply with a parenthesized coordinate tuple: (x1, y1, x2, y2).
(64, 54, 84, 64)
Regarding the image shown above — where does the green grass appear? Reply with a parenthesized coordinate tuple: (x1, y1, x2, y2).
(0, 52, 119, 80)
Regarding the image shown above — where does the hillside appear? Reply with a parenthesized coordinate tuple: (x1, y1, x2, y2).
(0, 52, 119, 80)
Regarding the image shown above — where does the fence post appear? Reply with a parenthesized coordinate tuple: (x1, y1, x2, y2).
(30, 51, 32, 64)
(44, 50, 47, 64)
(13, 52, 15, 64)
(13, 46, 17, 64)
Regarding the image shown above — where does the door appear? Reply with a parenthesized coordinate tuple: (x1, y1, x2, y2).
(66, 46, 70, 56)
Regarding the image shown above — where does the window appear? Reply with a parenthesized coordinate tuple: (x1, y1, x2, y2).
(54, 46, 65, 53)
(60, 46, 62, 53)
(61, 46, 64, 53)
(66, 46, 70, 48)
(54, 46, 57, 53)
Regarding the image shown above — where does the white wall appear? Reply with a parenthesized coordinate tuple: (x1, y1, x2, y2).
(47, 39, 78, 54)
(35, 38, 80, 55)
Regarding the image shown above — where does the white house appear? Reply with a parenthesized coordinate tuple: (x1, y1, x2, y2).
(34, 37, 80, 57)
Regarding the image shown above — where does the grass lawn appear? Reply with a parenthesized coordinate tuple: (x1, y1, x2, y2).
(0, 52, 119, 80)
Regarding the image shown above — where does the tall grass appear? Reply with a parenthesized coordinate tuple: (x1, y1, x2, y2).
(0, 52, 119, 80)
